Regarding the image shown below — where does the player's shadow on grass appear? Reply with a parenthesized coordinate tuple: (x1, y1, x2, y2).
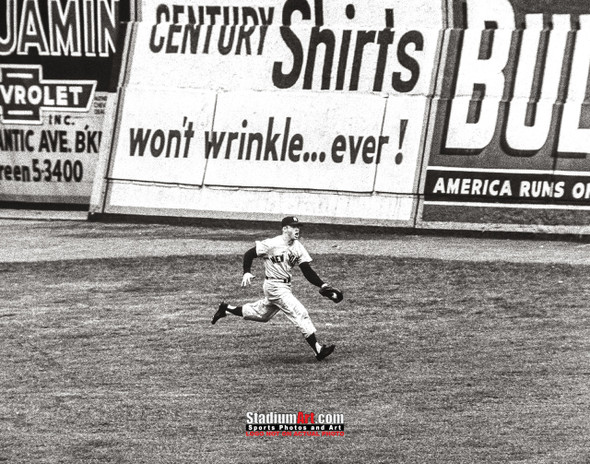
(263, 352, 336, 365)
(267, 357, 317, 365)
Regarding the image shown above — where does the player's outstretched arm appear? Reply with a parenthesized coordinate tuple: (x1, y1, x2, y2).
(300, 262, 344, 303)
(299, 262, 324, 287)
(242, 247, 258, 287)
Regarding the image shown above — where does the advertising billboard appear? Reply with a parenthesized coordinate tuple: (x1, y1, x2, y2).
(0, 0, 130, 207)
(422, 0, 590, 230)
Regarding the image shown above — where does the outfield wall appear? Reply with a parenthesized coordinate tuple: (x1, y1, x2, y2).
(2, 1, 590, 234)
(92, 0, 444, 227)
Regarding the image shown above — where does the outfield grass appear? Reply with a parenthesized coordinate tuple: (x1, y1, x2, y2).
(1, 253, 589, 463)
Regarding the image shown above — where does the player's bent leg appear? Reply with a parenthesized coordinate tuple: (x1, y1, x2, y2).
(242, 299, 280, 323)
(273, 291, 335, 360)
(273, 291, 316, 336)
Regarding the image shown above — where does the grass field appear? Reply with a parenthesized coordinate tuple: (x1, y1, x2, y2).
(1, 227, 590, 463)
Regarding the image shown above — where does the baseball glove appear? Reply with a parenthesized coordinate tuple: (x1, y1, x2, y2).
(319, 284, 344, 303)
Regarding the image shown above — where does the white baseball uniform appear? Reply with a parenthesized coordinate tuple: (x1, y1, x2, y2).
(241, 235, 316, 338)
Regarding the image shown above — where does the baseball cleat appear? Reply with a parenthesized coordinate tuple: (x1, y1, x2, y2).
(315, 344, 335, 361)
(212, 302, 228, 325)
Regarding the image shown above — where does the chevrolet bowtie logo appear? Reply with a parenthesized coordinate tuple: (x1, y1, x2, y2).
(0, 65, 96, 124)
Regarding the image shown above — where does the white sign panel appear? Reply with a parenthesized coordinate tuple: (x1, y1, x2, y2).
(374, 95, 430, 194)
(110, 86, 216, 185)
(203, 91, 387, 192)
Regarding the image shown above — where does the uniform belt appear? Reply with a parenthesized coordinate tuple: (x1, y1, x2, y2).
(266, 276, 291, 283)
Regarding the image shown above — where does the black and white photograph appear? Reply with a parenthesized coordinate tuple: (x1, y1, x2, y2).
(1, 0, 589, 462)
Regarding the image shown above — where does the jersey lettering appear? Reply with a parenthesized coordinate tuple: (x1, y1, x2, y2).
(269, 254, 285, 264)
(256, 235, 312, 281)
(287, 252, 298, 267)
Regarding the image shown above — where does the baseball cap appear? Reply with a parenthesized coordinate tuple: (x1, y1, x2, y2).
(281, 216, 303, 227)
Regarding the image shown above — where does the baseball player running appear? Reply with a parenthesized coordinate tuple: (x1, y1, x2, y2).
(212, 216, 343, 361)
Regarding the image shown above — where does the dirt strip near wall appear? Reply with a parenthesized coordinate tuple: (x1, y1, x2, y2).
(1, 219, 589, 265)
